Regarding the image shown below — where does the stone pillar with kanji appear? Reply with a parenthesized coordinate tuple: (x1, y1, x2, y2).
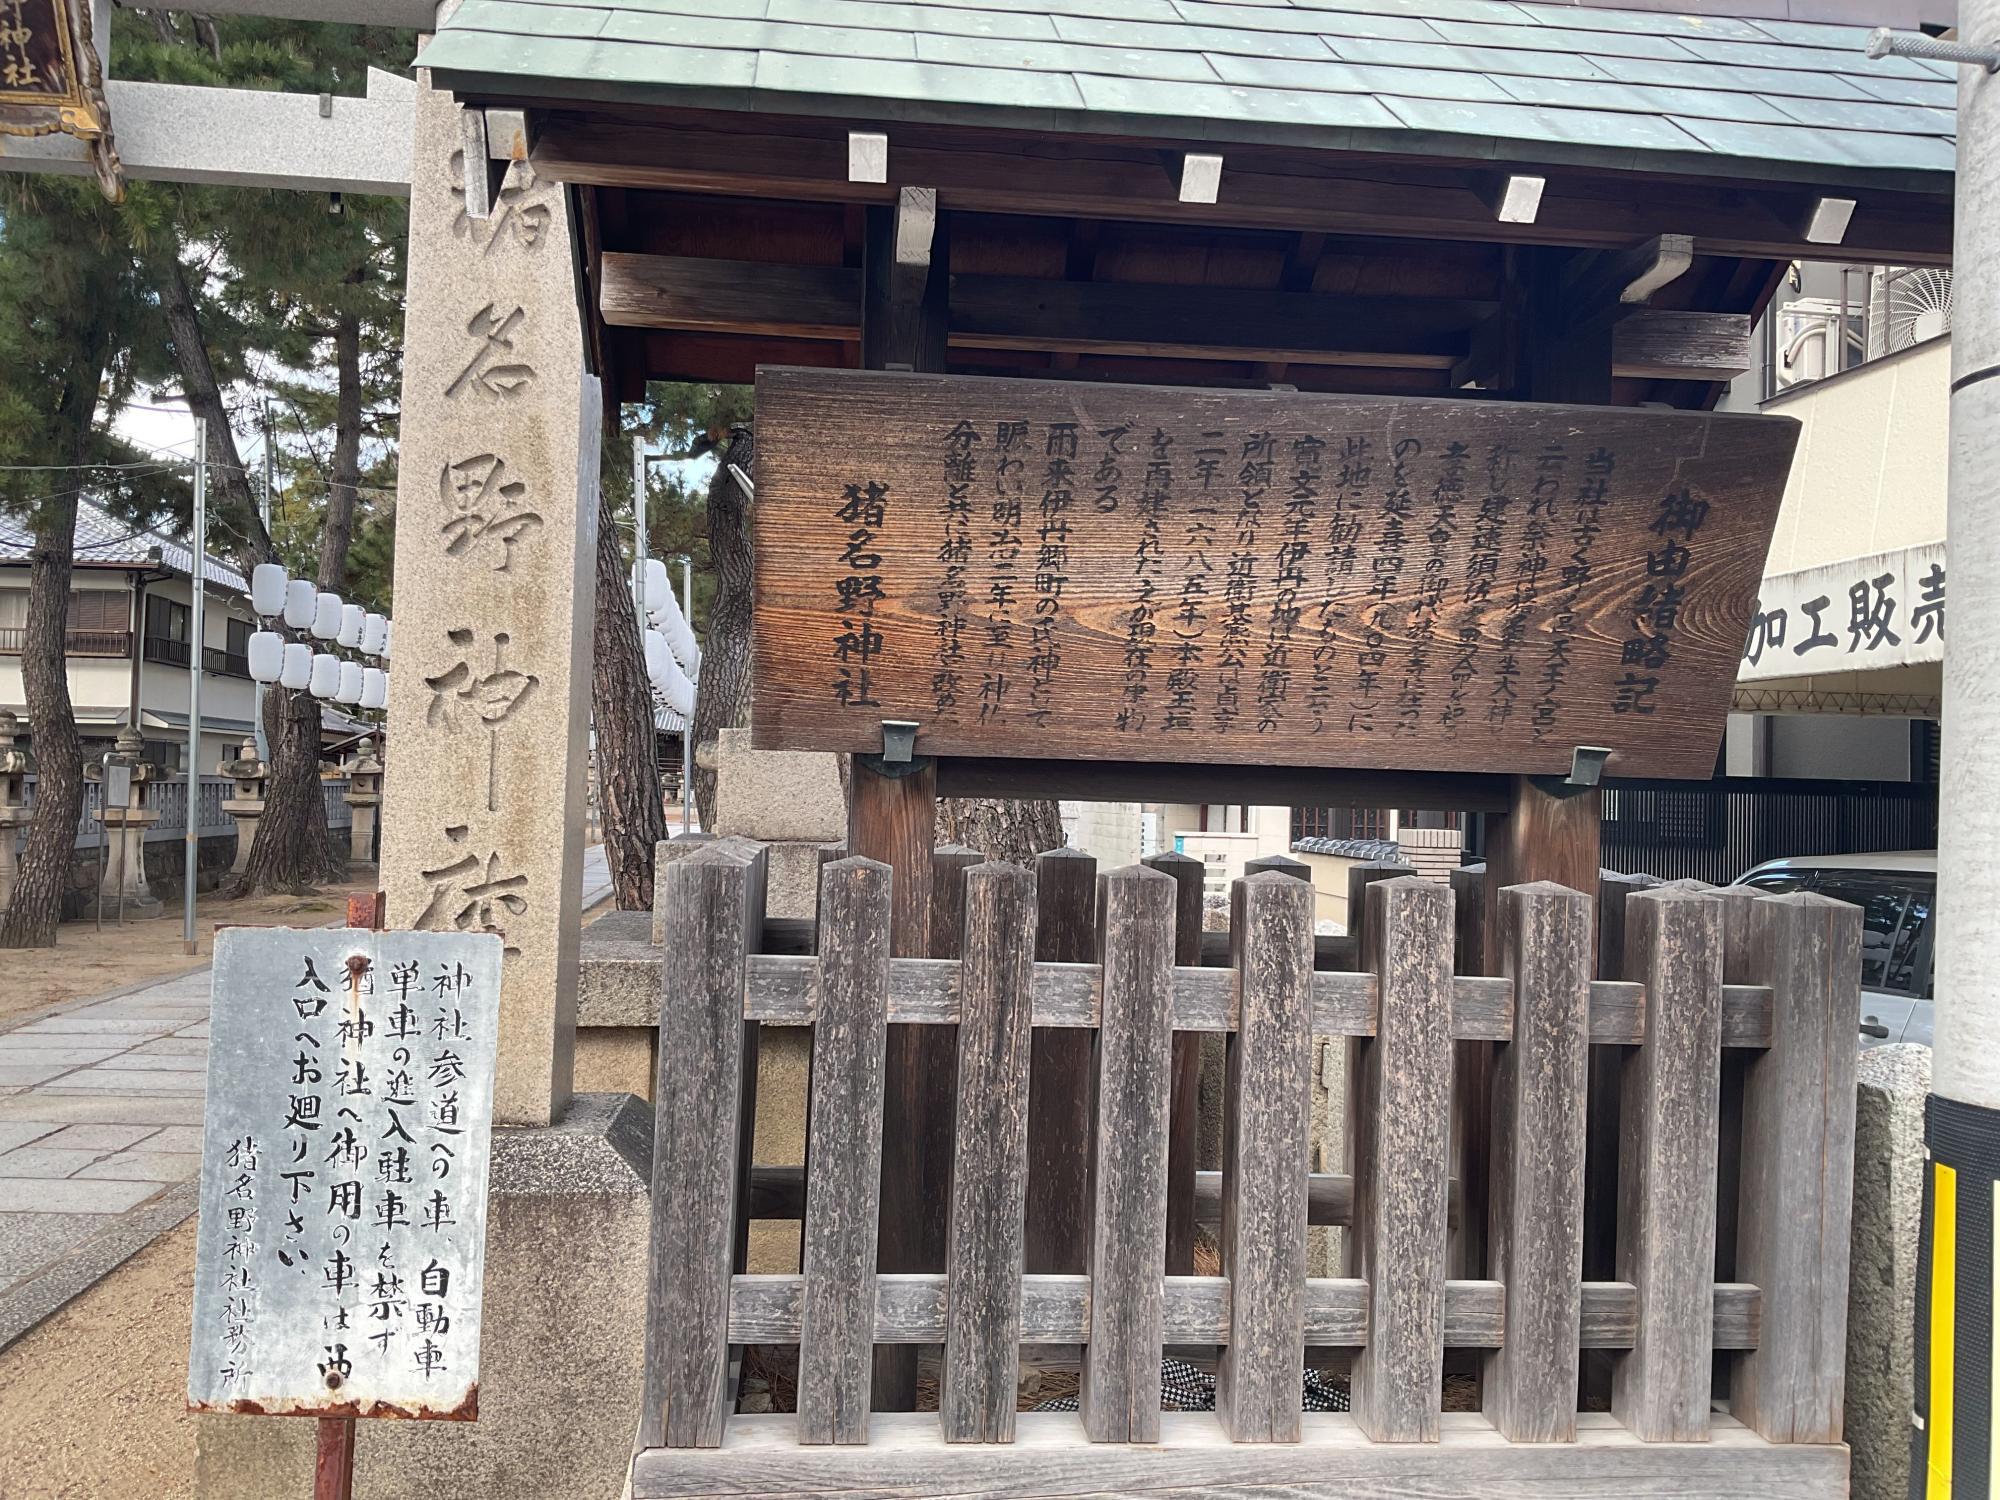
(374, 60, 599, 1129)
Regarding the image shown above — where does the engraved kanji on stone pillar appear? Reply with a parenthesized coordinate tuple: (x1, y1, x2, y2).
(380, 68, 599, 1126)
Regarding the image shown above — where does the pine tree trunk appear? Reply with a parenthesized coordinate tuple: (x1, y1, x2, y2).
(0, 496, 84, 946)
(0, 347, 101, 946)
(934, 796, 1067, 864)
(318, 306, 362, 584)
(151, 251, 346, 899)
(690, 429, 755, 830)
(590, 486, 665, 907)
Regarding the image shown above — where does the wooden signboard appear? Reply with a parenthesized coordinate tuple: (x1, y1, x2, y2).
(187, 927, 502, 1422)
(0, 0, 119, 199)
(751, 369, 1797, 780)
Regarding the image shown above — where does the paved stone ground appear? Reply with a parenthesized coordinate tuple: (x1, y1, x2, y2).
(0, 846, 613, 1347)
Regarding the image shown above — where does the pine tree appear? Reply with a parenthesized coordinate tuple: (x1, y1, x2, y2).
(0, 173, 184, 946)
(118, 11, 410, 894)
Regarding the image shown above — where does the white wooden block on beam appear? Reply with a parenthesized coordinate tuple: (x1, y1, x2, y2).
(1179, 152, 1223, 205)
(894, 187, 937, 270)
(1803, 196, 1857, 245)
(1494, 173, 1545, 224)
(849, 130, 889, 185)
(483, 108, 533, 163)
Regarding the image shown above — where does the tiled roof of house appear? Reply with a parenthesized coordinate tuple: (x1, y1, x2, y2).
(0, 498, 250, 594)
(1292, 835, 1401, 861)
(420, 0, 1956, 188)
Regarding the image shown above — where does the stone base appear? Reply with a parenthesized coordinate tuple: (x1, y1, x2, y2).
(80, 891, 164, 920)
(195, 1093, 654, 1500)
(710, 727, 843, 842)
(1846, 1043, 1929, 1500)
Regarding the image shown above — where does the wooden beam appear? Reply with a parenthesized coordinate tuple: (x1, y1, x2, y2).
(601, 253, 860, 339)
(1560, 234, 1695, 328)
(531, 113, 1954, 267)
(934, 756, 1515, 814)
(949, 274, 1486, 368)
(600, 253, 1742, 384)
(1612, 310, 1752, 381)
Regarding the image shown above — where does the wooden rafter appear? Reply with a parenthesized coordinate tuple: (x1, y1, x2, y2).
(529, 111, 1952, 268)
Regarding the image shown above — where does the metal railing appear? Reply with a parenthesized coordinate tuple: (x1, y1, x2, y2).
(1598, 776, 1936, 885)
(141, 634, 251, 678)
(15, 773, 354, 851)
(0, 626, 133, 658)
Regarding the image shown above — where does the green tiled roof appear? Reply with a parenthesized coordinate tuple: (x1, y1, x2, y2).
(420, 0, 1957, 188)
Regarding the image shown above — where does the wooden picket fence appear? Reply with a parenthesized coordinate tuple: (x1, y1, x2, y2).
(629, 839, 1862, 1498)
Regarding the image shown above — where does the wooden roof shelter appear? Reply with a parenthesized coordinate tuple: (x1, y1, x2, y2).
(422, 0, 1955, 411)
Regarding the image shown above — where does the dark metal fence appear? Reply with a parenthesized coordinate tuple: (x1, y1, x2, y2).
(1595, 776, 1937, 884)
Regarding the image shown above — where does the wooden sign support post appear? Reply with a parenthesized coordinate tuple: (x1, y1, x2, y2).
(857, 188, 951, 1412)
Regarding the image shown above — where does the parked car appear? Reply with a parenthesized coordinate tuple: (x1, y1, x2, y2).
(1732, 851, 1936, 1048)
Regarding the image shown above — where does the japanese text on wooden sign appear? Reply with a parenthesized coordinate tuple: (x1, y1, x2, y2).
(750, 370, 1798, 779)
(187, 928, 503, 1420)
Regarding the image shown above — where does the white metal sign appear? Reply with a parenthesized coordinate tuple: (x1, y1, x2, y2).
(1739, 541, 1945, 683)
(187, 927, 503, 1420)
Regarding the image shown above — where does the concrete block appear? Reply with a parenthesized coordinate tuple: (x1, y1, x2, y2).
(196, 1094, 653, 1500)
(1846, 1043, 1929, 1500)
(1305, 1036, 1347, 1277)
(711, 727, 843, 842)
(650, 833, 715, 944)
(765, 840, 840, 921)
(573, 1026, 655, 1100)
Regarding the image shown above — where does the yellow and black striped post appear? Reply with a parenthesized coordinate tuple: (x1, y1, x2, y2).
(1911, 1096, 2000, 1498)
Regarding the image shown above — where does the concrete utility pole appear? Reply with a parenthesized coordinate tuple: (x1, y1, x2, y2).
(1897, 1, 2000, 1490)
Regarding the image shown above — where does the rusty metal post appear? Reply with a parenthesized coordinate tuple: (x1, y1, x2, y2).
(312, 887, 387, 1500)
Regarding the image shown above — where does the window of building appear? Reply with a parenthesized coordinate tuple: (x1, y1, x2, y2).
(146, 595, 189, 643)
(1292, 807, 1391, 843)
(70, 590, 126, 631)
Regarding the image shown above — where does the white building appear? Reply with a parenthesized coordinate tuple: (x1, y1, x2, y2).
(0, 499, 364, 773)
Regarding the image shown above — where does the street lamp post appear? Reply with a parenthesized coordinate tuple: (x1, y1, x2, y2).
(183, 417, 207, 957)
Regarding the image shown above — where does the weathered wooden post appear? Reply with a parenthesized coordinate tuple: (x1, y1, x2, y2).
(939, 860, 1036, 1444)
(1027, 844, 1098, 1277)
(1349, 876, 1454, 1443)
(1614, 884, 1725, 1442)
(1144, 848, 1206, 1275)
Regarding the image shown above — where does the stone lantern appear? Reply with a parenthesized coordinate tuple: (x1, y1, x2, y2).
(0, 710, 32, 913)
(345, 735, 384, 867)
(219, 735, 267, 877)
(86, 726, 162, 919)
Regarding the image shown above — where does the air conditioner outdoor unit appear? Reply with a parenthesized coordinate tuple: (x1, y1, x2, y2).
(1775, 297, 1850, 388)
(1868, 265, 1954, 357)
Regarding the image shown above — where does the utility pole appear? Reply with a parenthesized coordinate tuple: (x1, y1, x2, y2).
(183, 416, 208, 958)
(254, 398, 274, 763)
(1879, 6, 2000, 1492)
(680, 555, 694, 834)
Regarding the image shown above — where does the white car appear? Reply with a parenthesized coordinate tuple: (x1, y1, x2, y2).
(1732, 851, 1936, 1048)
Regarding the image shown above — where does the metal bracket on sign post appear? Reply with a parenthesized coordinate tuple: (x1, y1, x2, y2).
(858, 719, 930, 778)
(1531, 745, 1613, 799)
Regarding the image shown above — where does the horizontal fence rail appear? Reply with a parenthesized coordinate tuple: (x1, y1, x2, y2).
(634, 839, 1862, 1497)
(730, 951, 1777, 1045)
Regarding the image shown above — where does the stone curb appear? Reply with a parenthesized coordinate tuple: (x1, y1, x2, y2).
(0, 1179, 200, 1355)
